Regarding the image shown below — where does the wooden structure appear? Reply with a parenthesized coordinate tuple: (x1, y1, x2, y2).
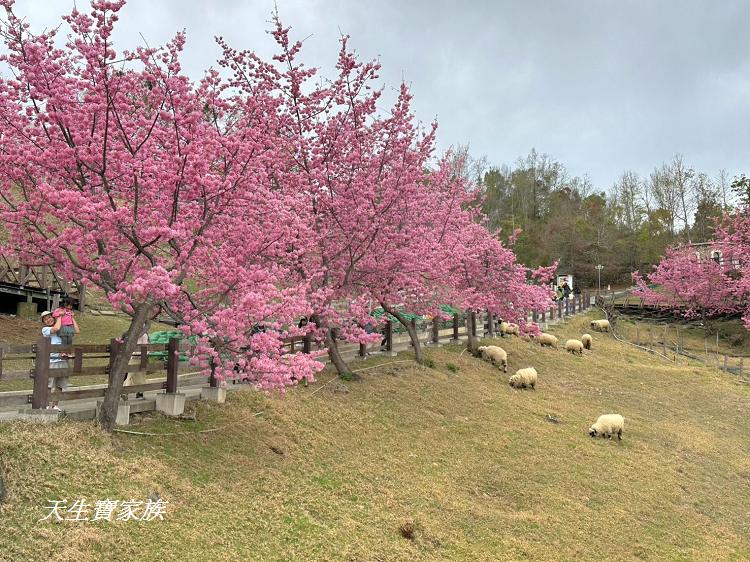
(0, 254, 85, 313)
(0, 295, 595, 412)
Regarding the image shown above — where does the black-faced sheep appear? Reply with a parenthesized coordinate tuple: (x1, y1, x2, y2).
(565, 339, 584, 355)
(509, 367, 537, 389)
(588, 414, 625, 440)
(477, 345, 508, 373)
(581, 333, 592, 350)
(590, 319, 610, 332)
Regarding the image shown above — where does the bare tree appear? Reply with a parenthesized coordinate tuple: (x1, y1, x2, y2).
(670, 154, 695, 232)
(613, 170, 644, 232)
(649, 164, 679, 235)
(717, 168, 731, 210)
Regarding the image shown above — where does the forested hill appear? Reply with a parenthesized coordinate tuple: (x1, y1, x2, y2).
(471, 148, 741, 287)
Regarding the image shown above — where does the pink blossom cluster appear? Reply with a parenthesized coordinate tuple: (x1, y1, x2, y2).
(0, 1, 555, 393)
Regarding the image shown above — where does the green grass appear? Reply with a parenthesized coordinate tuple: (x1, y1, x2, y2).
(1, 312, 749, 561)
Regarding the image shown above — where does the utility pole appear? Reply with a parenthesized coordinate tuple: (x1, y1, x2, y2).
(596, 264, 603, 295)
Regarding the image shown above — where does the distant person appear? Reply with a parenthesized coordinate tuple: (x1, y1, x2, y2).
(562, 281, 571, 300)
(555, 286, 564, 301)
(124, 329, 149, 399)
(52, 297, 79, 346)
(573, 285, 581, 297)
(40, 311, 69, 411)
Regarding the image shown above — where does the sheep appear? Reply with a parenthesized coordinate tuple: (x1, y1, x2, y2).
(499, 321, 510, 337)
(581, 333, 592, 350)
(477, 345, 508, 373)
(509, 367, 537, 390)
(590, 319, 610, 332)
(536, 333, 558, 348)
(506, 323, 520, 336)
(588, 414, 625, 440)
(565, 339, 584, 356)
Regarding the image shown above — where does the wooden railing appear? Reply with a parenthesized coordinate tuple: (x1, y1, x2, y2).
(0, 296, 595, 409)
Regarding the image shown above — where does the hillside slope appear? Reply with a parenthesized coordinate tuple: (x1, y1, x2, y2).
(1, 312, 749, 561)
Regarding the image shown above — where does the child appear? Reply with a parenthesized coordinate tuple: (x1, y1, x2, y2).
(52, 297, 79, 346)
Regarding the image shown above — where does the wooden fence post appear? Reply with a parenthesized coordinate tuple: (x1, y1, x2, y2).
(432, 317, 440, 344)
(486, 311, 494, 337)
(74, 347, 84, 373)
(470, 311, 477, 337)
(303, 333, 312, 354)
(385, 320, 393, 351)
(558, 300, 563, 319)
(452, 314, 459, 342)
(166, 337, 180, 394)
(359, 342, 367, 358)
(532, 311, 538, 323)
(108, 338, 123, 389)
(31, 336, 50, 409)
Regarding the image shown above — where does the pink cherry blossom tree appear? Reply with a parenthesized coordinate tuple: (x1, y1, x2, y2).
(632, 244, 743, 324)
(0, 1, 323, 430)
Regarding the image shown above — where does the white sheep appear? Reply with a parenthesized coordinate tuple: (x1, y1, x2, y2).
(588, 414, 625, 440)
(477, 345, 508, 373)
(509, 367, 537, 390)
(506, 323, 520, 336)
(581, 333, 592, 350)
(590, 319, 610, 332)
(536, 333, 558, 348)
(565, 339, 584, 355)
(499, 321, 510, 336)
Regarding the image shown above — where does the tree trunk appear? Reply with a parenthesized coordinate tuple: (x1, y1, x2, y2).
(325, 327, 351, 376)
(98, 303, 153, 432)
(380, 302, 423, 364)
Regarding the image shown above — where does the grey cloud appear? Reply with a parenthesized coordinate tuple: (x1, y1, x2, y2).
(8, 0, 748, 188)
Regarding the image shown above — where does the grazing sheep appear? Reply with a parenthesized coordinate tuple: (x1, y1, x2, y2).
(537, 333, 558, 348)
(581, 333, 592, 350)
(565, 339, 584, 355)
(509, 367, 538, 390)
(588, 414, 625, 440)
(477, 345, 508, 373)
(506, 323, 520, 336)
(590, 319, 610, 332)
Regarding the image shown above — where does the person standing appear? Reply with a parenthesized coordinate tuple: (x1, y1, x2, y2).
(562, 281, 571, 300)
(124, 329, 150, 399)
(40, 311, 70, 411)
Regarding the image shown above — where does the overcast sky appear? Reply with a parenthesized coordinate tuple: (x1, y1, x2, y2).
(10, 0, 749, 191)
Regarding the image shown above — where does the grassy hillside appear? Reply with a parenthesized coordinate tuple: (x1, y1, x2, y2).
(1, 312, 749, 561)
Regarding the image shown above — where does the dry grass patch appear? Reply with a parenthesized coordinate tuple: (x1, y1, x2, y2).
(0, 312, 749, 561)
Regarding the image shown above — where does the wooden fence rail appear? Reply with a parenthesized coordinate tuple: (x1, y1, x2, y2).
(1, 294, 596, 410)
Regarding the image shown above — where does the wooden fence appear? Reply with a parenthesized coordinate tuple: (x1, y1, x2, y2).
(0, 296, 595, 411)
